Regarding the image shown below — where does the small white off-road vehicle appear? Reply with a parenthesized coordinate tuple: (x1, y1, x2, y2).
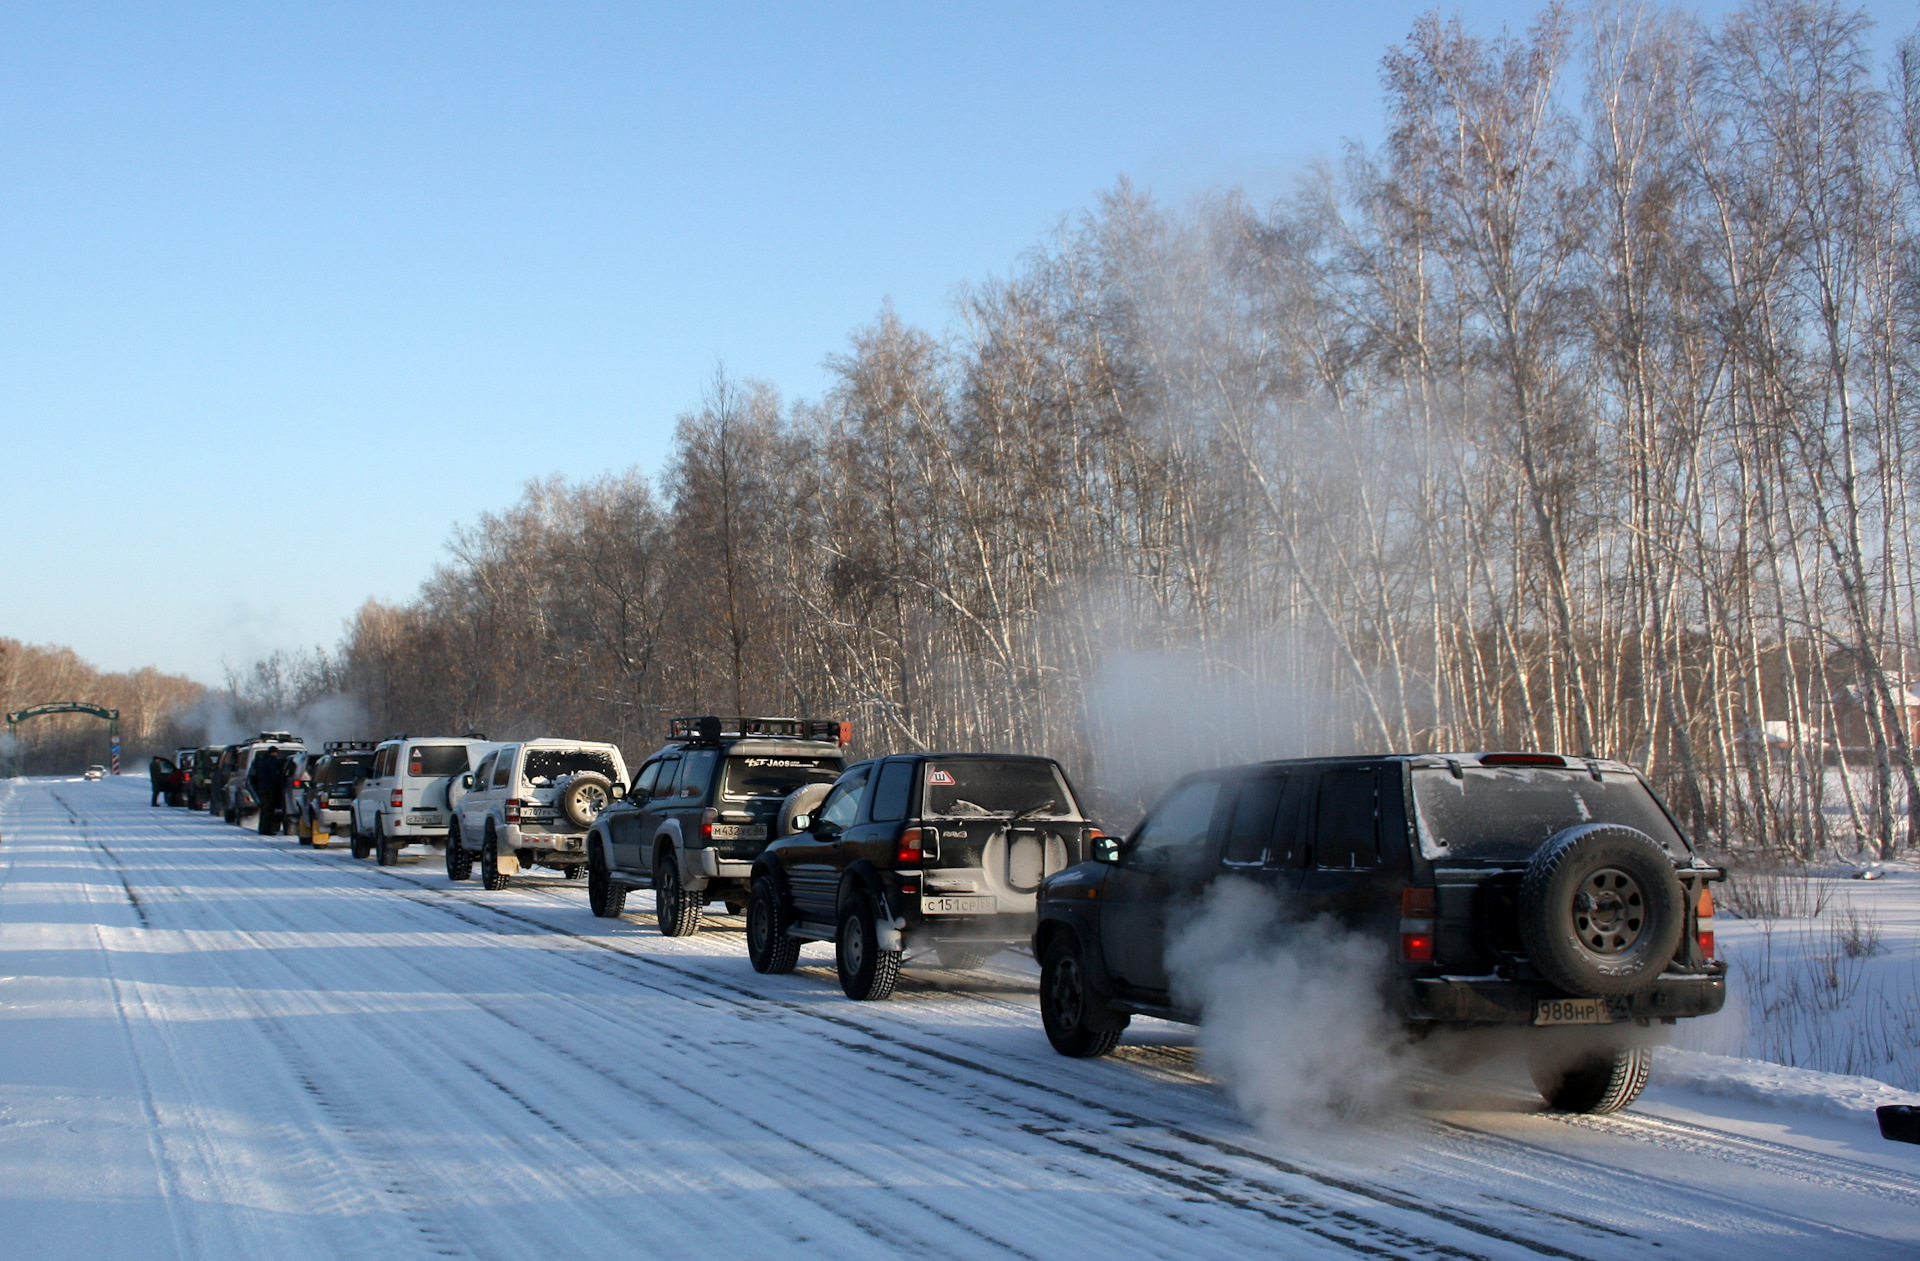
(448, 739, 629, 890)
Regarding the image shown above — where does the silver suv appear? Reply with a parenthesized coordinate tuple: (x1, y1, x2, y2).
(350, 736, 493, 866)
(448, 738, 629, 890)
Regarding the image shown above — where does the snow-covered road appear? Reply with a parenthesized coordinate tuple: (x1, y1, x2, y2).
(3, 775, 1916, 1259)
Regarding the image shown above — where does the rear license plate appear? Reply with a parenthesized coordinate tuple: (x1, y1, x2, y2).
(710, 824, 767, 841)
(921, 895, 995, 915)
(1534, 997, 1612, 1026)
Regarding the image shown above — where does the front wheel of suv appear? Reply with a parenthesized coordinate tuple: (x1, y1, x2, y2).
(445, 822, 473, 882)
(1040, 935, 1128, 1056)
(747, 875, 800, 974)
(654, 851, 702, 936)
(587, 842, 626, 918)
(837, 894, 901, 1001)
(1528, 1041, 1652, 1114)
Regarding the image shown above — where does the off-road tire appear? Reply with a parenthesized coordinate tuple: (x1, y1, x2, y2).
(350, 819, 371, 861)
(778, 782, 832, 837)
(837, 894, 902, 1001)
(587, 842, 627, 918)
(654, 851, 702, 936)
(557, 773, 614, 829)
(1039, 935, 1127, 1057)
(445, 822, 473, 882)
(562, 864, 586, 882)
(479, 831, 510, 891)
(1528, 1042, 1652, 1114)
(1519, 824, 1685, 999)
(375, 820, 399, 867)
(747, 875, 801, 974)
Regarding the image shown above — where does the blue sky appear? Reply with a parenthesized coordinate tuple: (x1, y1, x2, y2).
(2, 1, 1913, 685)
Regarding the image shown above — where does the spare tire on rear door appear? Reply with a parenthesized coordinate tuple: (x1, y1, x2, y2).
(557, 772, 614, 829)
(778, 782, 831, 837)
(1519, 823, 1686, 998)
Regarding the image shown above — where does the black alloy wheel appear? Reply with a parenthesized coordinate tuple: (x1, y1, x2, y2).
(1039, 935, 1127, 1057)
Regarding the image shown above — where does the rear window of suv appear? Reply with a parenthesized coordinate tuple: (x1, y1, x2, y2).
(922, 760, 1077, 820)
(721, 756, 842, 802)
(1412, 766, 1687, 861)
(523, 748, 617, 785)
(407, 744, 470, 778)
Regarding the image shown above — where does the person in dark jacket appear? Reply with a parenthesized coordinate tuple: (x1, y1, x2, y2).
(248, 750, 287, 835)
(149, 756, 174, 806)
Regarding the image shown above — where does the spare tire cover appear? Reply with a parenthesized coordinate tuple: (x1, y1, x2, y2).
(778, 782, 832, 837)
(1518, 823, 1686, 999)
(558, 773, 614, 829)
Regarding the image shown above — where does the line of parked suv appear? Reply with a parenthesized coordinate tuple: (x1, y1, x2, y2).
(157, 718, 1728, 1116)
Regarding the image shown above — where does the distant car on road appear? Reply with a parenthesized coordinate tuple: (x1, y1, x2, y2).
(82, 765, 106, 781)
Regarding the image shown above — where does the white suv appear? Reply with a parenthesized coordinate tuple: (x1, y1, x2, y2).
(350, 736, 495, 867)
(449, 739, 628, 890)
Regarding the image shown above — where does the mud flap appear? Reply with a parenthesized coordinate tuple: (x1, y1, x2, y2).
(875, 916, 906, 953)
(498, 851, 522, 875)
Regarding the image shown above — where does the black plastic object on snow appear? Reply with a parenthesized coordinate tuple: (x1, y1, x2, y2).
(1878, 1105, 1920, 1144)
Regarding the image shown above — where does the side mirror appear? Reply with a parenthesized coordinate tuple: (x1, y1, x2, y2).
(790, 814, 811, 832)
(612, 782, 626, 797)
(1093, 835, 1122, 864)
(460, 773, 474, 790)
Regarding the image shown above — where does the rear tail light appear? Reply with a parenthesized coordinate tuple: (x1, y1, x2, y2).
(701, 807, 716, 841)
(505, 798, 521, 824)
(390, 789, 404, 809)
(1400, 886, 1436, 962)
(896, 826, 927, 866)
(1696, 886, 1716, 960)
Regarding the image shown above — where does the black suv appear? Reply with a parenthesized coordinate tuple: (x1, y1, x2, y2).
(586, 717, 848, 934)
(1032, 752, 1725, 1114)
(748, 753, 1099, 1001)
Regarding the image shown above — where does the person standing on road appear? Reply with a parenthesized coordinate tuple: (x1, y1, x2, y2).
(148, 756, 172, 806)
(249, 749, 286, 835)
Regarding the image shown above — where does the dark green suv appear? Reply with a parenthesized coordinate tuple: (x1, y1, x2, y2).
(748, 753, 1099, 1000)
(585, 717, 847, 935)
(1032, 752, 1726, 1114)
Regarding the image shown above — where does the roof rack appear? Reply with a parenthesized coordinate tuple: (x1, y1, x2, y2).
(669, 716, 851, 746)
(324, 740, 377, 753)
(255, 732, 300, 744)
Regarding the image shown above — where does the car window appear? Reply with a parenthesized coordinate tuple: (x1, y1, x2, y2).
(868, 761, 915, 823)
(1223, 775, 1285, 865)
(373, 746, 395, 778)
(921, 759, 1076, 819)
(524, 747, 617, 785)
(648, 757, 679, 799)
(676, 750, 718, 799)
(817, 766, 873, 831)
(408, 744, 469, 778)
(1411, 766, 1687, 860)
(1130, 780, 1223, 863)
(492, 750, 515, 789)
(721, 755, 843, 803)
(472, 752, 496, 790)
(1314, 768, 1379, 869)
(632, 760, 662, 799)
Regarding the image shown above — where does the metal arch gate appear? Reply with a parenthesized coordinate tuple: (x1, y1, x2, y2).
(5, 702, 121, 778)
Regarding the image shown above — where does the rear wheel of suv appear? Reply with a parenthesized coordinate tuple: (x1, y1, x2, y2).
(479, 831, 511, 891)
(1528, 1041, 1652, 1114)
(837, 894, 901, 1001)
(375, 820, 400, 867)
(937, 945, 995, 971)
(654, 851, 703, 936)
(1040, 935, 1128, 1057)
(445, 822, 473, 882)
(1520, 824, 1685, 999)
(587, 842, 626, 918)
(747, 875, 801, 974)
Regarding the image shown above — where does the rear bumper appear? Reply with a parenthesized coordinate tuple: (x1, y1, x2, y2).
(1406, 973, 1726, 1025)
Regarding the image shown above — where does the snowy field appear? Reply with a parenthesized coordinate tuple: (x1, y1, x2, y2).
(2, 775, 1918, 1260)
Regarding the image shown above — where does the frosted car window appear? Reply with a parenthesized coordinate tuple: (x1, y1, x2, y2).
(492, 751, 515, 789)
(921, 760, 1075, 819)
(1412, 767, 1687, 860)
(817, 767, 872, 831)
(1132, 781, 1222, 861)
(524, 748, 616, 785)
